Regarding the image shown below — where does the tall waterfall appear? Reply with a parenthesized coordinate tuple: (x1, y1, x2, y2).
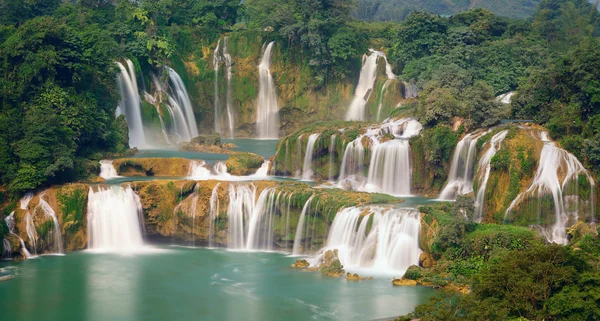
(168, 68, 199, 140)
(338, 118, 423, 195)
(346, 50, 389, 121)
(4, 212, 32, 259)
(439, 131, 487, 200)
(20, 193, 37, 255)
(99, 160, 120, 180)
(474, 130, 509, 222)
(323, 206, 421, 274)
(213, 39, 222, 134)
(87, 186, 145, 252)
(292, 195, 316, 255)
(256, 41, 280, 139)
(35, 192, 63, 254)
(116, 59, 146, 148)
(223, 36, 235, 138)
(301, 134, 320, 181)
(505, 132, 596, 245)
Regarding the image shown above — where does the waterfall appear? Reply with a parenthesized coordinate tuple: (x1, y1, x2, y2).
(87, 186, 145, 252)
(439, 132, 487, 200)
(323, 206, 421, 275)
(173, 184, 200, 246)
(35, 192, 63, 254)
(246, 188, 278, 250)
(292, 195, 316, 255)
(213, 39, 222, 134)
(209, 183, 221, 248)
(346, 50, 388, 121)
(4, 212, 31, 259)
(2, 238, 10, 259)
(144, 78, 172, 145)
(24, 213, 37, 255)
(301, 134, 320, 181)
(295, 135, 303, 178)
(188, 161, 213, 179)
(99, 160, 120, 180)
(365, 140, 412, 196)
(252, 161, 270, 177)
(226, 184, 255, 249)
(116, 59, 146, 148)
(474, 130, 509, 222)
(505, 132, 596, 245)
(402, 81, 418, 99)
(496, 92, 514, 104)
(328, 134, 337, 182)
(168, 68, 199, 140)
(256, 41, 280, 139)
(376, 57, 396, 121)
(223, 36, 235, 138)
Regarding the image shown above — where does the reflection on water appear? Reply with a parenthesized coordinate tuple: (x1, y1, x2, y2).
(0, 247, 432, 321)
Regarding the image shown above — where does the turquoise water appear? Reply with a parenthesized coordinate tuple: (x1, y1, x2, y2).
(223, 139, 279, 158)
(132, 149, 229, 161)
(0, 247, 433, 321)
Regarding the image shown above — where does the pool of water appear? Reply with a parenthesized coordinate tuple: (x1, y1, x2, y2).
(223, 139, 279, 158)
(0, 247, 432, 321)
(132, 149, 229, 161)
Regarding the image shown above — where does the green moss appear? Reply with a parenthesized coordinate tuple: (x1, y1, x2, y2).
(57, 187, 87, 236)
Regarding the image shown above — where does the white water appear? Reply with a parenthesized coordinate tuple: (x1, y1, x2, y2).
(116, 59, 146, 148)
(87, 186, 145, 252)
(168, 68, 199, 140)
(252, 161, 270, 177)
(346, 50, 384, 121)
(505, 132, 596, 244)
(474, 130, 509, 222)
(328, 134, 337, 182)
(292, 195, 316, 255)
(256, 41, 280, 139)
(302, 134, 321, 181)
(439, 131, 487, 200)
(35, 192, 64, 254)
(24, 213, 37, 255)
(99, 160, 120, 180)
(2, 238, 10, 259)
(4, 212, 31, 259)
(213, 39, 222, 134)
(226, 184, 256, 249)
(208, 183, 221, 248)
(321, 206, 421, 275)
(365, 140, 412, 196)
(188, 160, 270, 180)
(402, 81, 418, 99)
(223, 36, 235, 138)
(173, 184, 200, 247)
(376, 57, 396, 121)
(496, 92, 514, 104)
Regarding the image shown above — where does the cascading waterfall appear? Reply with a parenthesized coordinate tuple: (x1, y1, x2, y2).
(496, 92, 515, 104)
(24, 213, 37, 255)
(168, 68, 199, 140)
(116, 59, 146, 148)
(4, 212, 31, 259)
(295, 135, 303, 178)
(256, 41, 280, 139)
(292, 195, 316, 255)
(213, 39, 222, 134)
(346, 50, 389, 121)
(505, 132, 596, 245)
(223, 36, 235, 138)
(322, 206, 421, 274)
(144, 77, 172, 145)
(439, 131, 487, 200)
(188, 160, 270, 180)
(376, 57, 396, 121)
(474, 130, 509, 222)
(87, 186, 145, 252)
(35, 192, 63, 254)
(365, 140, 412, 196)
(252, 161, 270, 177)
(328, 134, 337, 182)
(173, 184, 200, 246)
(208, 183, 221, 248)
(2, 238, 10, 259)
(301, 134, 320, 181)
(226, 184, 255, 249)
(99, 160, 120, 180)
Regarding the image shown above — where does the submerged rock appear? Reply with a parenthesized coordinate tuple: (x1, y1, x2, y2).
(345, 272, 360, 281)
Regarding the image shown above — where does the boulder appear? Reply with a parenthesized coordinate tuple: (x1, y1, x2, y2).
(392, 278, 417, 286)
(292, 259, 310, 268)
(345, 272, 360, 281)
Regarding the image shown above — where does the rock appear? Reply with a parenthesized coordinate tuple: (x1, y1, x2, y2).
(191, 134, 221, 146)
(419, 252, 435, 268)
(368, 277, 373, 280)
(292, 259, 310, 268)
(345, 272, 360, 281)
(360, 276, 366, 280)
(320, 249, 345, 277)
(392, 278, 417, 286)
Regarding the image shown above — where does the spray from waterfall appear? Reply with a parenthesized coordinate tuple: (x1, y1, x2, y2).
(116, 59, 146, 148)
(256, 42, 280, 139)
(474, 130, 509, 222)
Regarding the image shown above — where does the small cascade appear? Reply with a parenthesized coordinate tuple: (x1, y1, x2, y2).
(365, 140, 412, 196)
(474, 130, 509, 222)
(87, 186, 145, 252)
(35, 192, 63, 254)
(223, 36, 235, 138)
(2, 238, 10, 259)
(496, 92, 514, 104)
(322, 206, 421, 274)
(256, 41, 280, 139)
(505, 132, 596, 245)
(213, 162, 231, 177)
(292, 195, 316, 255)
(226, 184, 255, 249)
(295, 135, 303, 178)
(346, 51, 382, 121)
(20, 192, 33, 209)
(173, 184, 200, 246)
(328, 134, 336, 182)
(168, 68, 199, 140)
(24, 213, 37, 254)
(246, 188, 279, 250)
(376, 57, 396, 121)
(188, 161, 213, 179)
(252, 161, 270, 177)
(116, 59, 146, 148)
(402, 81, 418, 99)
(439, 131, 487, 200)
(144, 77, 172, 145)
(301, 134, 320, 181)
(5, 212, 31, 259)
(213, 39, 222, 134)
(99, 160, 120, 180)
(208, 183, 221, 247)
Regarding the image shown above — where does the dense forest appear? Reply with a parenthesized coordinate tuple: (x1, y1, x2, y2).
(1, 0, 600, 319)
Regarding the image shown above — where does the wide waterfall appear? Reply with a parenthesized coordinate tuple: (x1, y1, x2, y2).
(213, 39, 222, 134)
(168, 68, 199, 141)
(322, 206, 421, 275)
(35, 192, 64, 254)
(301, 133, 320, 181)
(256, 41, 280, 139)
(116, 59, 146, 148)
(4, 212, 32, 259)
(99, 160, 120, 180)
(505, 132, 596, 245)
(188, 160, 270, 180)
(223, 36, 235, 138)
(346, 50, 390, 121)
(338, 118, 423, 195)
(87, 186, 145, 252)
(439, 131, 487, 200)
(474, 130, 509, 222)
